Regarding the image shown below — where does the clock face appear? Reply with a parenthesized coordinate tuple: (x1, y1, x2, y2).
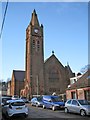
(34, 28, 38, 33)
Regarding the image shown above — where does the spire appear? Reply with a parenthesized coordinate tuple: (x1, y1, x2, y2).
(30, 9, 39, 26)
(67, 61, 69, 66)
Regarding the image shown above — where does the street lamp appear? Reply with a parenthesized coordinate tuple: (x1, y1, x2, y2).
(36, 75, 39, 96)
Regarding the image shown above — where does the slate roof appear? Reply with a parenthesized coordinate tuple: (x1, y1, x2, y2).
(67, 69, 90, 90)
(13, 70, 25, 81)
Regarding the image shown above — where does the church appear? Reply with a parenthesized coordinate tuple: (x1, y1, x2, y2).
(11, 10, 75, 99)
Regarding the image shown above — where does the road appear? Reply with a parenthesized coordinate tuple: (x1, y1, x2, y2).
(2, 103, 90, 120)
(27, 104, 89, 119)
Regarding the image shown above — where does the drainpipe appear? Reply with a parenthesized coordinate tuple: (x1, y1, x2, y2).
(76, 89, 78, 99)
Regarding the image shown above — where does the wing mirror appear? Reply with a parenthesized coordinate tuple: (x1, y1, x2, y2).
(48, 99, 52, 102)
(1, 103, 4, 106)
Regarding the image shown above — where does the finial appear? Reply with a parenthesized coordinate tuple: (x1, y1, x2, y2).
(33, 9, 36, 14)
(52, 50, 54, 55)
(41, 24, 43, 28)
(67, 62, 69, 66)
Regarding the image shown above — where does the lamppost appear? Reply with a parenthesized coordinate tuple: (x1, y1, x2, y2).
(36, 75, 39, 96)
(29, 75, 32, 100)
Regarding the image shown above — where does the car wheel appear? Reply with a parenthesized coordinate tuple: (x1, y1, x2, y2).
(43, 105, 45, 109)
(25, 114, 28, 118)
(65, 107, 69, 113)
(80, 109, 86, 116)
(36, 104, 38, 107)
(6, 112, 10, 119)
(31, 103, 33, 106)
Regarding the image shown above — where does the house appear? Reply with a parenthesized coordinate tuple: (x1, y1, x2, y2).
(7, 80, 11, 96)
(1, 82, 7, 96)
(66, 69, 90, 101)
(11, 70, 25, 97)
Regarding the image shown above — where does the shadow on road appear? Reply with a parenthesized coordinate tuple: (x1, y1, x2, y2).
(2, 114, 28, 120)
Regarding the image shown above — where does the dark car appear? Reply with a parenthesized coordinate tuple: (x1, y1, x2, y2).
(20, 97, 29, 103)
(42, 95, 65, 111)
(31, 96, 43, 107)
(1, 96, 12, 106)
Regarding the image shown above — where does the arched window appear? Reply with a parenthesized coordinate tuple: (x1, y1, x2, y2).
(37, 40, 40, 51)
(49, 69, 59, 82)
(32, 40, 35, 48)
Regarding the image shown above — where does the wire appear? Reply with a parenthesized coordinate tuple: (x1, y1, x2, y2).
(0, 0, 9, 39)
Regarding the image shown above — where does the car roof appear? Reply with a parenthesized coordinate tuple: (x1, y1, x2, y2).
(43, 95, 59, 97)
(7, 99, 24, 103)
(2, 95, 12, 98)
(66, 99, 87, 101)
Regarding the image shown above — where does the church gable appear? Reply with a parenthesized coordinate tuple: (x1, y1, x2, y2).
(44, 54, 65, 71)
(44, 54, 69, 95)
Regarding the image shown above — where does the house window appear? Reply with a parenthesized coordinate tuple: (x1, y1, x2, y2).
(84, 90, 90, 100)
(71, 92, 77, 99)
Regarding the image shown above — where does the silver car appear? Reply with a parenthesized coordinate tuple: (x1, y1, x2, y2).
(65, 99, 90, 116)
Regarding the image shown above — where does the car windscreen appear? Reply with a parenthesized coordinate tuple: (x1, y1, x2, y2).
(21, 97, 26, 99)
(2, 98, 12, 104)
(37, 97, 43, 101)
(11, 101, 25, 106)
(51, 96, 62, 102)
(78, 100, 90, 105)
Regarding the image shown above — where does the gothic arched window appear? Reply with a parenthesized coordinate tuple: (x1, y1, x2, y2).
(37, 40, 40, 51)
(49, 68, 59, 82)
(32, 40, 35, 48)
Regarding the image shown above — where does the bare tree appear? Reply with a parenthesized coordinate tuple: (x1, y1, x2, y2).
(80, 64, 90, 73)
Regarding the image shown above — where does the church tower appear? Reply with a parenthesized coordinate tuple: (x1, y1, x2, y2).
(25, 10, 44, 98)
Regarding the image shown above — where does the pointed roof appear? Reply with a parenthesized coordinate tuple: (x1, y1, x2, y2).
(67, 70, 90, 90)
(66, 64, 72, 73)
(30, 9, 39, 26)
(13, 70, 25, 81)
(45, 54, 65, 68)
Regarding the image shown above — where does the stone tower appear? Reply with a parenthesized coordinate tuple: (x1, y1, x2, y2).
(25, 10, 44, 98)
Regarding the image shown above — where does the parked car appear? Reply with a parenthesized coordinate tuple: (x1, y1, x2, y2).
(1, 96, 12, 106)
(20, 96, 29, 103)
(2, 99, 28, 118)
(31, 96, 43, 107)
(42, 95, 65, 111)
(12, 95, 19, 100)
(65, 99, 90, 116)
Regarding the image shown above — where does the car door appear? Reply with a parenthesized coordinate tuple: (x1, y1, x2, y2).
(34, 98, 38, 105)
(33, 98, 36, 105)
(65, 100, 72, 112)
(71, 100, 80, 113)
(47, 99, 53, 109)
